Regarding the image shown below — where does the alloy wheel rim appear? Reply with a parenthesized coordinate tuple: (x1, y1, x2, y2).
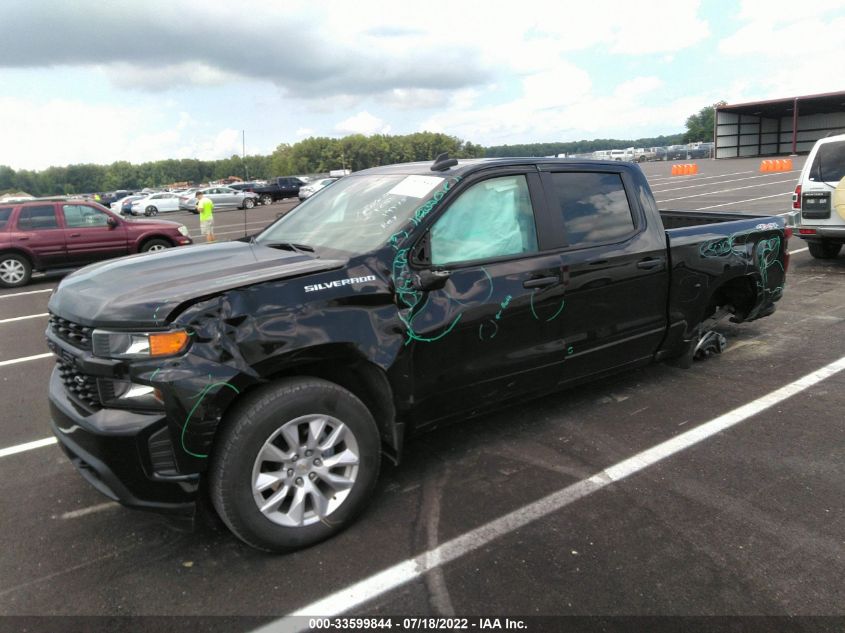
(251, 414, 360, 527)
(0, 259, 25, 284)
(148, 244, 166, 252)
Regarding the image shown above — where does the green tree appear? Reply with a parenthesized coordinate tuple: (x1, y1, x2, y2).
(684, 101, 726, 143)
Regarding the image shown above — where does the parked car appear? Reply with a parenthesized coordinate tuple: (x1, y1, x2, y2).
(252, 177, 306, 206)
(687, 142, 714, 159)
(297, 177, 338, 200)
(112, 194, 146, 216)
(0, 200, 192, 287)
(131, 192, 182, 216)
(666, 145, 689, 160)
(184, 187, 259, 213)
(791, 133, 845, 259)
(45, 156, 788, 551)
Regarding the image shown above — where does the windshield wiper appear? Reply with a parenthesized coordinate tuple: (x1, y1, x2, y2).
(262, 242, 317, 256)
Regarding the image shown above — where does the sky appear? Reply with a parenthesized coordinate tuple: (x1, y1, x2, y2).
(1, 0, 844, 170)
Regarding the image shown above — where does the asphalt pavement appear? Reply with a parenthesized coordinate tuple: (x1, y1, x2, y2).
(2, 160, 844, 631)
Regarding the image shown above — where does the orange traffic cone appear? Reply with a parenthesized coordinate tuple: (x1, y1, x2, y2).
(691, 164, 699, 175)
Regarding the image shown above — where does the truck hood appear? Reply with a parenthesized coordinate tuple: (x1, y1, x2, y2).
(48, 241, 344, 327)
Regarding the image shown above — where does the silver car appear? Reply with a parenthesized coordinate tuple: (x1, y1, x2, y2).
(187, 186, 259, 213)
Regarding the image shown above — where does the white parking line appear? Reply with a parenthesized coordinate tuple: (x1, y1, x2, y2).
(651, 171, 799, 193)
(790, 247, 809, 255)
(0, 288, 54, 299)
(59, 502, 118, 520)
(657, 179, 796, 203)
(691, 191, 793, 210)
(0, 352, 53, 367)
(0, 312, 49, 324)
(0, 436, 57, 458)
(647, 169, 755, 184)
(258, 354, 845, 628)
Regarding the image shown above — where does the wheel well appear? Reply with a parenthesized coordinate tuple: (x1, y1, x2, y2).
(140, 235, 173, 250)
(705, 275, 757, 322)
(233, 358, 401, 460)
(0, 249, 35, 268)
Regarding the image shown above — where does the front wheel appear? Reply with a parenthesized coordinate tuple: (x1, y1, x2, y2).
(210, 378, 381, 552)
(144, 205, 158, 216)
(0, 253, 32, 288)
(808, 241, 842, 259)
(141, 239, 170, 253)
(243, 197, 255, 209)
(259, 194, 273, 206)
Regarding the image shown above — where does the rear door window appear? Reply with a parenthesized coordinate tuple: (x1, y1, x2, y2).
(545, 172, 636, 248)
(0, 206, 12, 229)
(17, 205, 59, 230)
(809, 141, 845, 183)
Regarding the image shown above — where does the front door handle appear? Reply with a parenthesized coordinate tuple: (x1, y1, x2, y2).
(637, 258, 665, 270)
(69, 233, 81, 238)
(523, 275, 560, 289)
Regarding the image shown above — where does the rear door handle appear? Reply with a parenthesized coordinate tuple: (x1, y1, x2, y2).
(637, 258, 665, 270)
(523, 275, 560, 289)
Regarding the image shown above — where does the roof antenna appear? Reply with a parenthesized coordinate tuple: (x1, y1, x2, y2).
(431, 152, 458, 172)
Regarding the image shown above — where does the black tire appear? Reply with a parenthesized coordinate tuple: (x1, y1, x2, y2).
(141, 238, 171, 253)
(0, 253, 32, 288)
(210, 377, 381, 552)
(260, 194, 273, 206)
(144, 205, 158, 216)
(243, 197, 255, 210)
(808, 241, 842, 259)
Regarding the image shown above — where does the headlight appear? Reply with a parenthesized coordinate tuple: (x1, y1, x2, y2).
(92, 329, 190, 359)
(178, 225, 189, 236)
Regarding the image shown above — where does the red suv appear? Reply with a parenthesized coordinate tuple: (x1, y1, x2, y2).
(0, 201, 193, 287)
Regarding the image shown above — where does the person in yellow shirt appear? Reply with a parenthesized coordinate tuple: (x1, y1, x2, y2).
(196, 191, 215, 242)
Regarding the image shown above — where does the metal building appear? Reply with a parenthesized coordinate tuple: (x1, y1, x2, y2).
(715, 91, 845, 159)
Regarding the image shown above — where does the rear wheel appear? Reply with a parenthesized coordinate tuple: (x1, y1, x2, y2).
(144, 205, 158, 216)
(0, 253, 32, 288)
(210, 378, 381, 552)
(141, 239, 170, 253)
(243, 197, 255, 209)
(260, 194, 273, 206)
(808, 241, 842, 259)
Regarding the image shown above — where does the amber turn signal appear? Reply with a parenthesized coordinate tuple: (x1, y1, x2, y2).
(149, 331, 190, 357)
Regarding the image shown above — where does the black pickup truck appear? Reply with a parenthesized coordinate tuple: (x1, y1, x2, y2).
(46, 157, 789, 552)
(251, 176, 306, 206)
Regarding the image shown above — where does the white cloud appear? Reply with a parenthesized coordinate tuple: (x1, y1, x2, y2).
(334, 111, 391, 136)
(718, 12, 845, 98)
(0, 96, 246, 169)
(295, 127, 315, 138)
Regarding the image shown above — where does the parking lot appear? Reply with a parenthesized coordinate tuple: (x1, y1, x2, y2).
(2, 157, 844, 628)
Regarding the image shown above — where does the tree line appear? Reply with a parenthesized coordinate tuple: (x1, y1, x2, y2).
(1, 105, 720, 197)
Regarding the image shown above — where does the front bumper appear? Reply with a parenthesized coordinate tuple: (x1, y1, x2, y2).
(49, 366, 198, 515)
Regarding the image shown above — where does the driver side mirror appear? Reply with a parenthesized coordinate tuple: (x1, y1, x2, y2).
(107, 216, 118, 228)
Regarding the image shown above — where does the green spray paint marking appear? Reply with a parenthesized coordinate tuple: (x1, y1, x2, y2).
(181, 381, 240, 458)
(567, 346, 574, 355)
(530, 291, 565, 322)
(388, 176, 468, 345)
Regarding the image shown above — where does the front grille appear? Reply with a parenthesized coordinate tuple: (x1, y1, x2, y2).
(49, 313, 93, 350)
(56, 356, 101, 410)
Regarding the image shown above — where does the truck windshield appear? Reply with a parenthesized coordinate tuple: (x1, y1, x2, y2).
(256, 174, 445, 255)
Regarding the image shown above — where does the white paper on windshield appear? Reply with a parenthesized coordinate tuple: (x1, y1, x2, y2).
(387, 175, 444, 198)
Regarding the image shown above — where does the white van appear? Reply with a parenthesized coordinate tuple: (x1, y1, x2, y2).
(792, 133, 845, 259)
